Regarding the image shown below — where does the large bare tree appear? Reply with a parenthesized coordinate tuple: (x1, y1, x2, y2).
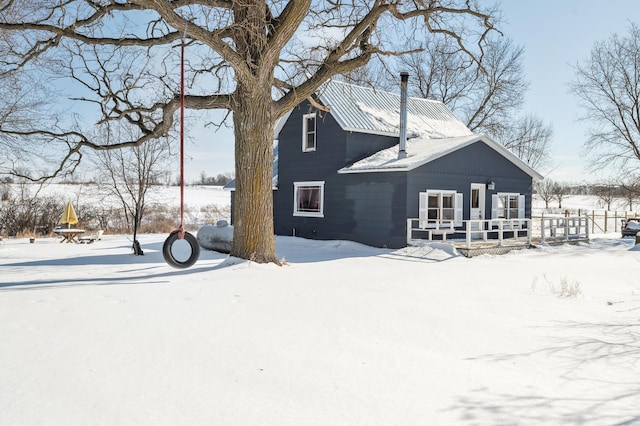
(491, 114, 552, 170)
(395, 34, 552, 170)
(0, 0, 497, 263)
(569, 23, 640, 177)
(404, 35, 525, 133)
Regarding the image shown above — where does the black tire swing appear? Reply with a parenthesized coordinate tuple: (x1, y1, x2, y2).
(163, 34, 200, 269)
(163, 230, 199, 269)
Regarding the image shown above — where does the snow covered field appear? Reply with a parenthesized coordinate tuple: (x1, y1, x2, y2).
(1, 230, 639, 425)
(33, 183, 232, 214)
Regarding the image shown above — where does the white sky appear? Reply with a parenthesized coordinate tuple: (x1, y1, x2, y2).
(183, 1, 640, 184)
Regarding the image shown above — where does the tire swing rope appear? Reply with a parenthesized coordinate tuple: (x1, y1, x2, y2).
(163, 34, 200, 269)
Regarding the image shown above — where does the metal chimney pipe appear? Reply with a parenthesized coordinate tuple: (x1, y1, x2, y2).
(398, 72, 409, 159)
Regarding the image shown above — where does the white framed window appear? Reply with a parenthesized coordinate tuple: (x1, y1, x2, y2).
(302, 113, 316, 152)
(491, 193, 525, 219)
(418, 190, 463, 228)
(294, 181, 324, 217)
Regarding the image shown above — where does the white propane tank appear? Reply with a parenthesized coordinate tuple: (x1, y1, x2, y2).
(197, 220, 233, 253)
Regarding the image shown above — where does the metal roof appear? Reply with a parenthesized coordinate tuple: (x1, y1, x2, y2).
(316, 80, 472, 138)
(224, 80, 540, 189)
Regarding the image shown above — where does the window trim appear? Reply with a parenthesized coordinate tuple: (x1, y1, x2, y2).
(302, 113, 317, 152)
(293, 181, 325, 217)
(491, 193, 525, 220)
(418, 189, 463, 228)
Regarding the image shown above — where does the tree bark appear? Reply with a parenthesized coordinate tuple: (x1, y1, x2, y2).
(230, 81, 279, 264)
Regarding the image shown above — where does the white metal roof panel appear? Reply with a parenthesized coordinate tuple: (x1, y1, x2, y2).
(317, 80, 473, 139)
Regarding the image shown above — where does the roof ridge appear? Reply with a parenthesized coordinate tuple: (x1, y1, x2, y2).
(323, 78, 444, 105)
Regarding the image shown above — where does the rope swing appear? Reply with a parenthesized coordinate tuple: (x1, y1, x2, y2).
(163, 33, 200, 269)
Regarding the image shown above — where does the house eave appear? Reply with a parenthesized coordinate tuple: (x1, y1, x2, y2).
(338, 166, 410, 174)
(342, 126, 399, 138)
(338, 134, 544, 180)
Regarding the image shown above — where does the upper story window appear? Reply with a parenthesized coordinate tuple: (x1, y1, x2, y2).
(294, 181, 324, 217)
(302, 113, 316, 152)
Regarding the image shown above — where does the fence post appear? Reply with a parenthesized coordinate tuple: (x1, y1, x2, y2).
(540, 218, 546, 244)
(585, 216, 590, 240)
(465, 222, 471, 248)
(406, 219, 412, 245)
(592, 210, 595, 233)
(615, 211, 618, 232)
(605, 210, 608, 233)
(564, 217, 569, 241)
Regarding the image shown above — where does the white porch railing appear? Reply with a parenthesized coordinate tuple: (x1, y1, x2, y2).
(539, 216, 589, 243)
(407, 218, 532, 249)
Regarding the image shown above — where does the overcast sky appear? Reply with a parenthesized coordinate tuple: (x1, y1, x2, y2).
(183, 1, 640, 184)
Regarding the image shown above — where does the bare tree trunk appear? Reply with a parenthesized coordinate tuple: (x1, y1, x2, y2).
(231, 82, 279, 264)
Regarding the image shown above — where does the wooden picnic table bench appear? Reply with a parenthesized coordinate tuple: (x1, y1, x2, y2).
(54, 228, 85, 243)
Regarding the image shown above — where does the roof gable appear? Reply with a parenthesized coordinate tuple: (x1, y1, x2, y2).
(338, 134, 543, 180)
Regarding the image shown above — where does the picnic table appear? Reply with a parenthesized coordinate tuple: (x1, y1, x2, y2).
(54, 228, 85, 243)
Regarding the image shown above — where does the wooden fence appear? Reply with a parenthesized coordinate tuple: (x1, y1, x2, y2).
(533, 210, 640, 234)
(539, 216, 589, 244)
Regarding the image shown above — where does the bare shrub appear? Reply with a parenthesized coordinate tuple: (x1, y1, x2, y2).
(0, 185, 66, 236)
(200, 204, 232, 225)
(531, 275, 582, 298)
(559, 277, 582, 298)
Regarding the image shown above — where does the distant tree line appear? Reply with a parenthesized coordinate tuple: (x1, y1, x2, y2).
(196, 171, 234, 186)
(535, 179, 640, 211)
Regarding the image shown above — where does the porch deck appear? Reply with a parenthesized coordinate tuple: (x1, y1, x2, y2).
(406, 216, 590, 258)
(451, 238, 533, 258)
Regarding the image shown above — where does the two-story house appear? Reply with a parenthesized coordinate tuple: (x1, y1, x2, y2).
(227, 76, 542, 249)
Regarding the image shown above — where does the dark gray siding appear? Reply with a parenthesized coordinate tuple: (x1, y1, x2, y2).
(274, 101, 347, 238)
(339, 173, 408, 248)
(345, 132, 397, 164)
(274, 99, 400, 246)
(274, 173, 408, 248)
(406, 141, 534, 220)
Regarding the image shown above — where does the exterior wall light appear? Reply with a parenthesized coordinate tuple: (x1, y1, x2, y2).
(486, 180, 495, 190)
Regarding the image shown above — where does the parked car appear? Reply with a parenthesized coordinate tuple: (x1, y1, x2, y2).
(621, 218, 640, 237)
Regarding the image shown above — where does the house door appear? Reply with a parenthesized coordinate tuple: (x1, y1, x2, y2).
(470, 183, 485, 221)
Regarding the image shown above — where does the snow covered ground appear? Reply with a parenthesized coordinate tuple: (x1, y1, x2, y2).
(1, 231, 639, 425)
